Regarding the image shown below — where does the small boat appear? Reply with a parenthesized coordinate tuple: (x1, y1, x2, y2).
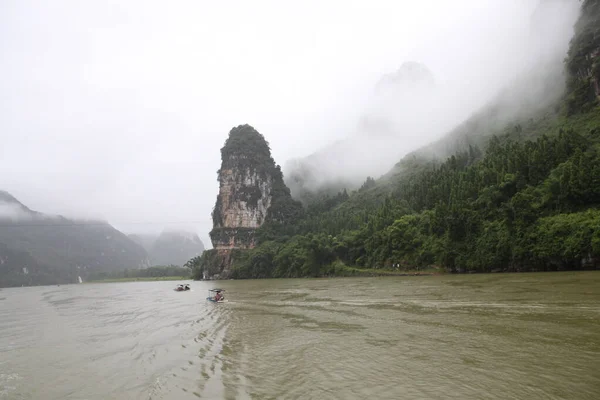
(174, 284, 191, 292)
(206, 288, 226, 303)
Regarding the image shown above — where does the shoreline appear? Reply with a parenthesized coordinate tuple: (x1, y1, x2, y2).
(86, 276, 191, 283)
(196, 268, 443, 281)
(194, 267, 600, 281)
(2, 270, 599, 288)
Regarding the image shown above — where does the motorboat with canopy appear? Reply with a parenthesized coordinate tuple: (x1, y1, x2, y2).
(207, 288, 226, 302)
(174, 284, 191, 291)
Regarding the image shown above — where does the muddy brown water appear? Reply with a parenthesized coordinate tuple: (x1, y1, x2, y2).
(1, 271, 599, 399)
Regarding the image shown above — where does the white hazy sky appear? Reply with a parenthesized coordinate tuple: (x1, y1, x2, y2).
(0, 0, 579, 247)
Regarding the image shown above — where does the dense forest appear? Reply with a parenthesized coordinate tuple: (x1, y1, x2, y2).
(191, 0, 600, 280)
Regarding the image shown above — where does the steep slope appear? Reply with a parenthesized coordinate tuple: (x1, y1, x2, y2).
(0, 243, 45, 287)
(565, 0, 600, 113)
(285, 0, 581, 201)
(0, 191, 150, 286)
(223, 0, 600, 278)
(149, 231, 205, 266)
(210, 124, 303, 249)
(190, 124, 302, 279)
(285, 61, 439, 199)
(128, 233, 157, 252)
(129, 231, 205, 266)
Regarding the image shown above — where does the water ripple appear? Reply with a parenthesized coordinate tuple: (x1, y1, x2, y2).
(1, 273, 599, 399)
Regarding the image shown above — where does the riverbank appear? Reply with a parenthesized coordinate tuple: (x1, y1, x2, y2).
(326, 266, 442, 277)
(196, 265, 443, 281)
(86, 276, 190, 283)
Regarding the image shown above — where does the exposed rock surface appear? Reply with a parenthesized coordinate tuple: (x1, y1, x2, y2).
(199, 124, 301, 279)
(211, 165, 272, 249)
(565, 0, 600, 111)
(210, 125, 278, 250)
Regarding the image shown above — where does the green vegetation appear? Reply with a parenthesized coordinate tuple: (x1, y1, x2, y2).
(212, 124, 303, 227)
(191, 1, 600, 280)
(226, 106, 600, 279)
(210, 124, 303, 248)
(188, 251, 237, 279)
(87, 265, 191, 282)
(565, 0, 600, 115)
(0, 203, 149, 287)
(219, 124, 276, 177)
(0, 242, 67, 287)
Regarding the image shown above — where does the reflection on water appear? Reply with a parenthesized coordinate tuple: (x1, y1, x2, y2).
(1, 272, 599, 399)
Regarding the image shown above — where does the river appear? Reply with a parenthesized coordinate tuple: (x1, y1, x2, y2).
(1, 272, 599, 399)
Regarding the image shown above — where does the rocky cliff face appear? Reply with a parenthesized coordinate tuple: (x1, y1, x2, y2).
(199, 124, 302, 279)
(210, 165, 272, 249)
(565, 0, 600, 112)
(210, 125, 277, 250)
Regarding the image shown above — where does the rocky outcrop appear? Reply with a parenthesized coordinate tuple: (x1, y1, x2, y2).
(209, 125, 277, 250)
(565, 0, 600, 112)
(211, 166, 272, 249)
(199, 124, 302, 279)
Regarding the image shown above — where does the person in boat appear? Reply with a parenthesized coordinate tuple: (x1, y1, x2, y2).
(214, 291, 223, 301)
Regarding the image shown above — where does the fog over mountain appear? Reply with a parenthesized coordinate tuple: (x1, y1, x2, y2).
(129, 230, 205, 267)
(285, 0, 581, 194)
(0, 0, 581, 242)
(0, 190, 150, 286)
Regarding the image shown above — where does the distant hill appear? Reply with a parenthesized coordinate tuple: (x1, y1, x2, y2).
(0, 190, 150, 287)
(214, 0, 600, 279)
(128, 233, 157, 253)
(284, 61, 439, 199)
(129, 230, 205, 267)
(284, 0, 581, 200)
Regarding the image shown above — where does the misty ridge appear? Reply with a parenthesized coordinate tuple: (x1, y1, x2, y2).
(199, 0, 600, 281)
(0, 190, 57, 222)
(284, 0, 581, 195)
(0, 0, 586, 250)
(129, 230, 205, 267)
(1, 0, 598, 286)
(0, 190, 115, 226)
(0, 189, 206, 286)
(0, 201, 38, 222)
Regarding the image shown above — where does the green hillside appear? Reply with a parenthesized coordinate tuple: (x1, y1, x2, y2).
(192, 0, 600, 279)
(0, 191, 150, 287)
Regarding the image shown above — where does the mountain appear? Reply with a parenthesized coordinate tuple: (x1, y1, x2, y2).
(128, 233, 157, 252)
(203, 0, 600, 279)
(285, 0, 582, 201)
(129, 231, 205, 267)
(0, 191, 150, 287)
(285, 61, 440, 199)
(189, 124, 302, 279)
